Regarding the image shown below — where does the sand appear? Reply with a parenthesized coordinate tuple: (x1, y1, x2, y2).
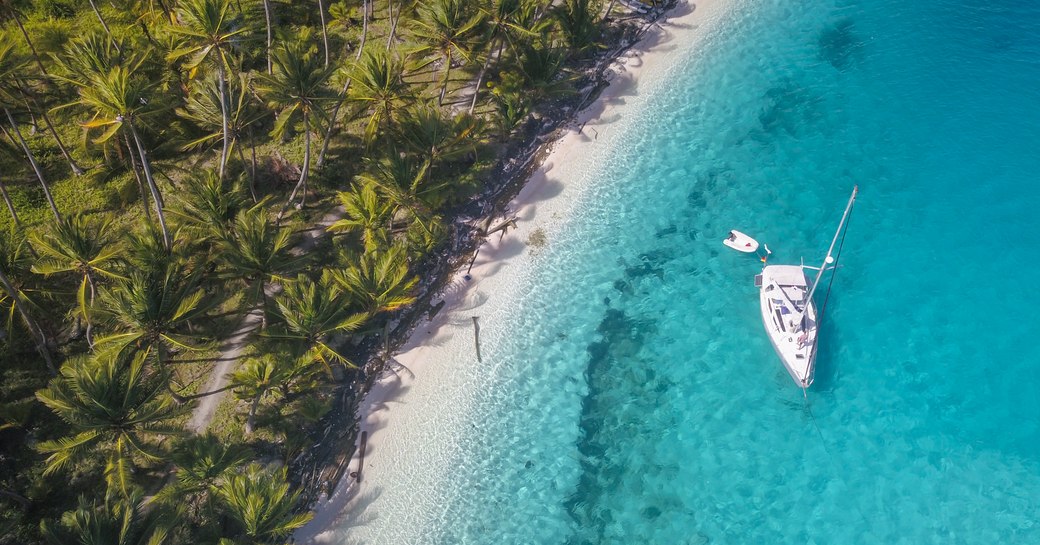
(295, 1, 735, 542)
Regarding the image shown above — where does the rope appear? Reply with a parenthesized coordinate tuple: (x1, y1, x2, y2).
(804, 394, 872, 530)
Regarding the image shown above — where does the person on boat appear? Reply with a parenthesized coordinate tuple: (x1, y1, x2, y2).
(727, 231, 737, 242)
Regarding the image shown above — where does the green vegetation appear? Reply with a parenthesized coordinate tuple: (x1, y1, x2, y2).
(0, 0, 656, 542)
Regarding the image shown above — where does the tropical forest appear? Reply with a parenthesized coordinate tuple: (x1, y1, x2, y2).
(0, 0, 657, 542)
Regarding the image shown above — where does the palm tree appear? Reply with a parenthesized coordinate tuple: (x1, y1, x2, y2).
(406, 0, 484, 105)
(155, 434, 251, 517)
(0, 178, 17, 227)
(0, 42, 61, 223)
(327, 182, 393, 254)
(217, 204, 301, 326)
(124, 225, 184, 281)
(41, 493, 173, 545)
(348, 49, 413, 145)
(229, 353, 318, 434)
(215, 463, 312, 544)
(2, 5, 86, 176)
(260, 0, 274, 74)
(178, 72, 267, 201)
(168, 169, 250, 243)
(256, 39, 336, 219)
(169, 0, 248, 181)
(315, 0, 371, 168)
(395, 100, 481, 187)
(0, 107, 60, 223)
(86, 0, 122, 53)
(94, 264, 211, 402)
(64, 61, 173, 249)
(357, 154, 442, 235)
(30, 215, 125, 346)
(333, 244, 417, 316)
(515, 40, 574, 100)
(489, 85, 529, 139)
(35, 351, 185, 496)
(266, 272, 367, 372)
(317, 0, 331, 67)
(554, 0, 601, 54)
(468, 0, 545, 113)
(0, 228, 54, 373)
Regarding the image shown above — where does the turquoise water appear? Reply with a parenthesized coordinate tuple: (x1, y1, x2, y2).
(408, 1, 1040, 543)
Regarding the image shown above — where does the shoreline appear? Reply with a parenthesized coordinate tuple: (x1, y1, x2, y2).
(295, 1, 733, 542)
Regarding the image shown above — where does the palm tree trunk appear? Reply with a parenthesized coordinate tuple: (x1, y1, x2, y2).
(128, 121, 172, 250)
(84, 271, 97, 348)
(277, 112, 311, 223)
(0, 180, 18, 227)
(123, 132, 153, 223)
(258, 280, 268, 329)
(249, 129, 259, 202)
(173, 383, 236, 403)
(4, 108, 61, 223)
(0, 267, 55, 375)
(316, 0, 368, 169)
(317, 0, 330, 67)
(236, 139, 258, 202)
(245, 392, 262, 434)
(8, 12, 85, 176)
(30, 97, 86, 177)
(468, 37, 499, 114)
(86, 0, 121, 53)
(263, 0, 274, 74)
(438, 53, 452, 106)
(217, 60, 231, 181)
(386, 1, 399, 51)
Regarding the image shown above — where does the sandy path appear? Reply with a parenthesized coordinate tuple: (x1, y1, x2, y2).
(187, 208, 345, 434)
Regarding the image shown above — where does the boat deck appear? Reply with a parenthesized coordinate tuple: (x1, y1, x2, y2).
(758, 265, 818, 387)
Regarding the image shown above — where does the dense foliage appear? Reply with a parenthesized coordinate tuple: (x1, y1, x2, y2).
(0, 0, 645, 542)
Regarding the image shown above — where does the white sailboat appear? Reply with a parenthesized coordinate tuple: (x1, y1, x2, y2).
(754, 186, 858, 389)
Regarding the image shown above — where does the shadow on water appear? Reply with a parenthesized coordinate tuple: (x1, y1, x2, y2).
(818, 19, 865, 72)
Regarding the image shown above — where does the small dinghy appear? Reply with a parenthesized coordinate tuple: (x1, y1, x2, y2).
(723, 230, 759, 253)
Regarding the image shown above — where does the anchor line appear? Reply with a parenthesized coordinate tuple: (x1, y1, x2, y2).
(804, 396, 872, 531)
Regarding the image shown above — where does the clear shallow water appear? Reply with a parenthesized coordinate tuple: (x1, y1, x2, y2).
(382, 1, 1040, 543)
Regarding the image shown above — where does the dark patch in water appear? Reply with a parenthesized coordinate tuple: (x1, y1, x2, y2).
(655, 224, 677, 238)
(566, 307, 673, 543)
(757, 79, 825, 137)
(818, 19, 863, 71)
(687, 188, 706, 209)
(621, 249, 673, 282)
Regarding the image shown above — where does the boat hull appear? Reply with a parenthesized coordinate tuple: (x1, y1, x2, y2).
(757, 265, 818, 388)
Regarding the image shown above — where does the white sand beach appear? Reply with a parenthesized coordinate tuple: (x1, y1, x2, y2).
(295, 2, 736, 543)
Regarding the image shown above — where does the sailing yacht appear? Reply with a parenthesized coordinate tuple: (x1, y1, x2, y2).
(755, 187, 858, 389)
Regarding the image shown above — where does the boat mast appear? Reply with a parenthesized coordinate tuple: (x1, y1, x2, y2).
(804, 186, 858, 305)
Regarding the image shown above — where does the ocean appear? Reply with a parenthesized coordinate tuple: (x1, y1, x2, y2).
(337, 0, 1040, 543)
